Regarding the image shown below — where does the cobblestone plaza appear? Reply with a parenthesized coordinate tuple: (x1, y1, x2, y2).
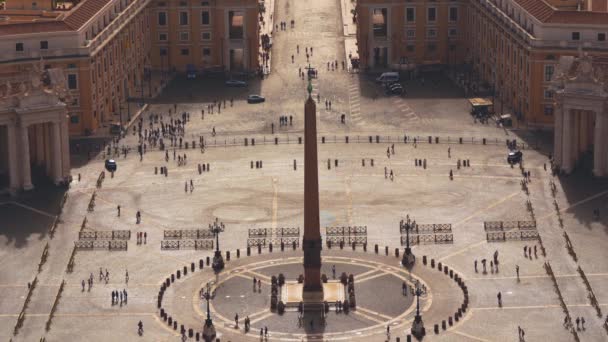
(2, 0, 608, 341)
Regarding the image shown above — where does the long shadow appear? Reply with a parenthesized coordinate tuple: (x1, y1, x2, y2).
(0, 182, 66, 248)
(302, 307, 326, 338)
(358, 70, 467, 100)
(152, 75, 263, 105)
(555, 170, 608, 233)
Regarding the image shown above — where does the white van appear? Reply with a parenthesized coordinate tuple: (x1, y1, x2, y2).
(376, 72, 399, 83)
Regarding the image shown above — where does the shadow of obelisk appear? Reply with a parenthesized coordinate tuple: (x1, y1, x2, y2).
(302, 78, 326, 336)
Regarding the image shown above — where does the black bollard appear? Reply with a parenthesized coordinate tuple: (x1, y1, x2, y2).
(247, 246, 251, 256)
(206, 256, 210, 266)
(199, 259, 204, 269)
(191, 263, 195, 272)
(258, 244, 262, 254)
(237, 249, 240, 258)
(374, 244, 378, 254)
(269, 243, 273, 252)
(226, 251, 230, 261)
(177, 270, 181, 279)
(385, 246, 389, 255)
(423, 255, 427, 265)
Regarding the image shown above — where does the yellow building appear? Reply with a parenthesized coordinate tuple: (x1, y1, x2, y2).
(149, 0, 260, 74)
(356, 0, 468, 69)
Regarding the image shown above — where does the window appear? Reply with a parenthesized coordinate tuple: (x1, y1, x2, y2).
(70, 115, 79, 124)
(449, 7, 458, 22)
(598, 33, 606, 42)
(372, 8, 388, 38)
(571, 32, 580, 40)
(180, 48, 189, 56)
(427, 7, 437, 22)
(179, 11, 188, 25)
(406, 44, 415, 52)
(15, 43, 24, 52)
(427, 44, 437, 52)
(427, 29, 437, 38)
(406, 29, 415, 38)
(229, 11, 244, 39)
(67, 63, 76, 69)
(406, 8, 415, 23)
(544, 65, 554, 82)
(40, 41, 48, 49)
(544, 105, 554, 116)
(544, 89, 553, 99)
(158, 12, 167, 26)
(68, 74, 78, 89)
(202, 48, 211, 56)
(448, 28, 457, 37)
(159, 33, 168, 41)
(201, 32, 211, 40)
(179, 32, 189, 41)
(201, 11, 210, 25)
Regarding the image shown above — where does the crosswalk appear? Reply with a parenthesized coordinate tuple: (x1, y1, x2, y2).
(348, 82, 363, 125)
(391, 97, 435, 125)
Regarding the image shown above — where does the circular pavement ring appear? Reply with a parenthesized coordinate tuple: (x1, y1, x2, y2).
(158, 247, 467, 341)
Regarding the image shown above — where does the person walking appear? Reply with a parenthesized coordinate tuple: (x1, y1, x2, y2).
(497, 292, 502, 306)
(516, 265, 520, 280)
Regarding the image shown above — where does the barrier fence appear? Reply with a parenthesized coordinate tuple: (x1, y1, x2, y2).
(74, 240, 128, 251)
(78, 230, 131, 240)
(248, 227, 300, 238)
(486, 230, 539, 242)
(483, 221, 537, 231)
(400, 223, 452, 234)
(400, 234, 454, 246)
(325, 226, 367, 236)
(163, 229, 214, 240)
(326, 235, 368, 246)
(160, 239, 214, 250)
(246, 237, 300, 248)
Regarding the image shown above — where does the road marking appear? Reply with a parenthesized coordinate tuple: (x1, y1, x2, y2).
(352, 309, 385, 324)
(6, 201, 57, 219)
(272, 177, 278, 230)
(249, 311, 275, 324)
(356, 306, 393, 321)
(451, 330, 492, 342)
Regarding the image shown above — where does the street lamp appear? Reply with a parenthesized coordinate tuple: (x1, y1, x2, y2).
(209, 218, 225, 272)
(401, 214, 416, 267)
(201, 282, 216, 342)
(411, 281, 426, 338)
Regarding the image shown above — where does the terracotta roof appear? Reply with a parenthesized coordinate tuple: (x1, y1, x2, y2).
(0, 21, 71, 35)
(513, 0, 608, 24)
(63, 0, 112, 30)
(513, 0, 554, 22)
(546, 10, 608, 24)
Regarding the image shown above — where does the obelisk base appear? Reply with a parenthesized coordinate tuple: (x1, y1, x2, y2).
(212, 250, 224, 272)
(302, 290, 325, 303)
(401, 248, 415, 267)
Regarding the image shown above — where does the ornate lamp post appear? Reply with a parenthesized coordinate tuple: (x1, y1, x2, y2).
(209, 218, 225, 272)
(401, 214, 416, 267)
(411, 281, 425, 338)
(201, 282, 216, 342)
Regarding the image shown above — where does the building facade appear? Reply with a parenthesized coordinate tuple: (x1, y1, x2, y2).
(356, 0, 608, 127)
(0, 65, 71, 193)
(149, 0, 260, 74)
(356, 0, 468, 70)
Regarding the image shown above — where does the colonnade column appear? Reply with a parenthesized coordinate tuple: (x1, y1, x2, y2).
(20, 124, 33, 190)
(553, 104, 563, 167)
(594, 112, 606, 177)
(61, 115, 70, 178)
(6, 123, 20, 193)
(52, 121, 63, 184)
(562, 107, 573, 174)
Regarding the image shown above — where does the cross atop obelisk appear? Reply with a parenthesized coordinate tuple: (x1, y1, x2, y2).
(302, 78, 323, 301)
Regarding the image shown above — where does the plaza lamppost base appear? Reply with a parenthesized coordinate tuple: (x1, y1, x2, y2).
(401, 248, 415, 267)
(212, 250, 224, 272)
(411, 314, 425, 339)
(202, 318, 216, 342)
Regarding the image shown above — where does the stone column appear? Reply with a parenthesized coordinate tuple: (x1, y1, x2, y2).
(60, 114, 70, 178)
(52, 121, 63, 184)
(594, 112, 606, 177)
(553, 103, 563, 166)
(562, 107, 574, 174)
(20, 124, 33, 190)
(45, 123, 52, 175)
(6, 123, 20, 193)
(302, 88, 323, 301)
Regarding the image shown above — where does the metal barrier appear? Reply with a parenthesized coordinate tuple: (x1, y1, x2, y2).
(163, 229, 214, 240)
(248, 227, 300, 237)
(75, 240, 128, 251)
(484, 221, 537, 231)
(400, 223, 452, 234)
(486, 230, 539, 242)
(160, 240, 214, 250)
(78, 230, 131, 240)
(400, 234, 454, 246)
(325, 226, 367, 236)
(246, 237, 300, 248)
(326, 236, 367, 246)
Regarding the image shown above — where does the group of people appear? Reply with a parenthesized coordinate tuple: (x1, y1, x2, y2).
(111, 288, 129, 306)
(474, 250, 501, 274)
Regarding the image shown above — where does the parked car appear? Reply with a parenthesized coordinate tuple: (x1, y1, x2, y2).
(105, 159, 117, 172)
(507, 150, 522, 164)
(225, 80, 248, 87)
(376, 72, 399, 83)
(247, 95, 265, 104)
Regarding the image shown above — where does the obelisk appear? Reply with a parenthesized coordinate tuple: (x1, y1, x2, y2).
(302, 79, 323, 301)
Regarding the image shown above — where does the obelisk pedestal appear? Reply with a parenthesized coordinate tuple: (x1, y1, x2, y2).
(302, 81, 323, 303)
